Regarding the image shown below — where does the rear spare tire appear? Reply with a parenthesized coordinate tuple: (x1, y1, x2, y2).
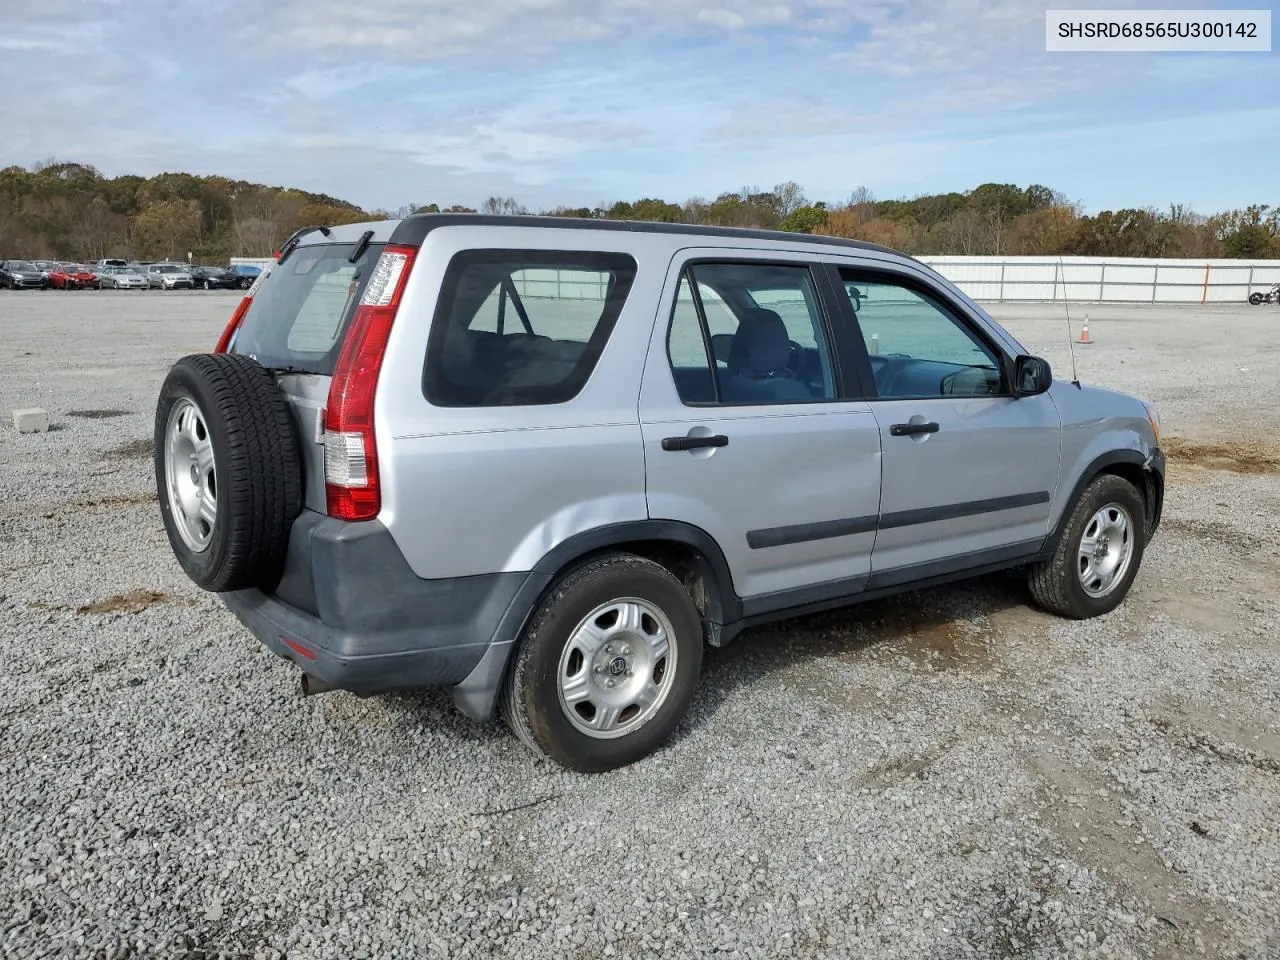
(154, 353, 303, 592)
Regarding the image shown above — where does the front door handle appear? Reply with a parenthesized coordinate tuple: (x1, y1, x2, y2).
(889, 421, 940, 437)
(662, 434, 729, 452)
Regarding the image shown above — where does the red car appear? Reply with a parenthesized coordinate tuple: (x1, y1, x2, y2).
(49, 264, 101, 290)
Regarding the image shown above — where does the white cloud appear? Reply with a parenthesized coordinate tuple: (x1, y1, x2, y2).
(0, 0, 1275, 216)
(257, 0, 847, 60)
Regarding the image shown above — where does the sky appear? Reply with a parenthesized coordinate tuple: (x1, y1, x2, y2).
(0, 0, 1276, 214)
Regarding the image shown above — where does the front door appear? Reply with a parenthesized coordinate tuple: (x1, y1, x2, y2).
(832, 268, 1062, 584)
(639, 253, 882, 604)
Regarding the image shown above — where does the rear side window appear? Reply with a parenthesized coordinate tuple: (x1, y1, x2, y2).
(230, 242, 384, 375)
(424, 250, 637, 407)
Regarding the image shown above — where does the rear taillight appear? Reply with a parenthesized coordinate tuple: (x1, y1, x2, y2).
(214, 266, 270, 353)
(214, 295, 252, 353)
(323, 244, 417, 522)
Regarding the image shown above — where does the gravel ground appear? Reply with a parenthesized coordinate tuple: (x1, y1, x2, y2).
(1, 291, 1278, 960)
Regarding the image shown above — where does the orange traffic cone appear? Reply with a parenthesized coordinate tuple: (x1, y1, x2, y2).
(1078, 314, 1092, 344)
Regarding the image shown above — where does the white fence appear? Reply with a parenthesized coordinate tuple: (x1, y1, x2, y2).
(232, 254, 1280, 305)
(918, 256, 1280, 304)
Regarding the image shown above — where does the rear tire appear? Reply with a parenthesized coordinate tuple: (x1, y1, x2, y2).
(154, 354, 303, 592)
(1027, 473, 1146, 619)
(502, 554, 703, 772)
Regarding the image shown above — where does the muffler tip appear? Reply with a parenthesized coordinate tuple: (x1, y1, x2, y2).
(300, 673, 336, 697)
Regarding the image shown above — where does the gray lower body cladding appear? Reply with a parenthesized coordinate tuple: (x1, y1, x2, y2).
(221, 511, 542, 713)
(222, 448, 1167, 722)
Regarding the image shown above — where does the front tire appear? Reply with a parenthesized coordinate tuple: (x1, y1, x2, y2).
(502, 554, 704, 772)
(1027, 473, 1146, 619)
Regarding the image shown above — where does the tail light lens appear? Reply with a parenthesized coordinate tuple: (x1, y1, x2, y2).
(323, 244, 417, 522)
(214, 295, 252, 353)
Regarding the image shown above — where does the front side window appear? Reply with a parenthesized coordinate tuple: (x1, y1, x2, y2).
(424, 250, 637, 407)
(838, 272, 1004, 399)
(667, 261, 837, 405)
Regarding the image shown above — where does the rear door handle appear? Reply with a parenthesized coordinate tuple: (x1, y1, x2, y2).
(662, 434, 729, 452)
(889, 421, 940, 437)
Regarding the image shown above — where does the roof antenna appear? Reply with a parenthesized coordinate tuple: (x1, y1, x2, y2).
(1058, 257, 1081, 389)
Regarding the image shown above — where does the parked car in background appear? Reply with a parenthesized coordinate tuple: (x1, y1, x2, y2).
(0, 260, 51, 289)
(49, 263, 101, 290)
(98, 266, 149, 290)
(147, 263, 194, 290)
(189, 266, 243, 290)
(96, 258, 129, 271)
(229, 264, 261, 289)
(32, 259, 59, 278)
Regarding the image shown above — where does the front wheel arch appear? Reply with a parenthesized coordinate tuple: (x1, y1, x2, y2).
(1048, 449, 1159, 555)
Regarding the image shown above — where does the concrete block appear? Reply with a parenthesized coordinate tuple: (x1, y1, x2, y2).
(12, 408, 49, 434)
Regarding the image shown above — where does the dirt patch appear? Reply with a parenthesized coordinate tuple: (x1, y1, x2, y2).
(898, 620, 994, 668)
(1158, 517, 1265, 554)
(77, 590, 173, 615)
(861, 749, 942, 789)
(1025, 747, 1212, 956)
(1163, 437, 1280, 475)
(853, 607, 998, 669)
(1147, 709, 1280, 777)
(66, 409, 131, 420)
(104, 438, 153, 460)
(62, 492, 156, 512)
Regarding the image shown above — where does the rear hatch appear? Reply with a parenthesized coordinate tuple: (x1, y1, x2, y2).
(228, 235, 388, 513)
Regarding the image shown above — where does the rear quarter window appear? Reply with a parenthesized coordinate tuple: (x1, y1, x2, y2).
(424, 249, 637, 407)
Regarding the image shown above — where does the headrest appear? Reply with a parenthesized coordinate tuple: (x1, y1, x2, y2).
(730, 308, 792, 375)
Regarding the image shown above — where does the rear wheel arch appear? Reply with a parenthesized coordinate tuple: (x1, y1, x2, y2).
(529, 521, 740, 640)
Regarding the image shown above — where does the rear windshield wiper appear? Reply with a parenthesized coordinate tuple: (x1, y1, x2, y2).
(348, 229, 374, 263)
(277, 225, 332, 264)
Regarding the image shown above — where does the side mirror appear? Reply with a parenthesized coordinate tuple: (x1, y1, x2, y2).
(1012, 355, 1052, 396)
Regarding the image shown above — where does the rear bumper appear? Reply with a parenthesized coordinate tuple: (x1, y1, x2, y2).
(220, 511, 547, 711)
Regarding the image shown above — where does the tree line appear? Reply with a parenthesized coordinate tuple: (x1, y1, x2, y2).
(2, 161, 1276, 262)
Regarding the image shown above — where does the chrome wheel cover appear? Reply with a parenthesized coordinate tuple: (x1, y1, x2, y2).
(557, 598, 678, 739)
(1077, 501, 1135, 598)
(164, 397, 217, 552)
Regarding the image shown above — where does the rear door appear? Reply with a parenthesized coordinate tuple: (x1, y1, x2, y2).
(228, 237, 387, 512)
(829, 265, 1062, 583)
(639, 249, 882, 604)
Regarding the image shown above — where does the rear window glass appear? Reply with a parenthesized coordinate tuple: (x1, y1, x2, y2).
(424, 249, 637, 407)
(230, 242, 383, 375)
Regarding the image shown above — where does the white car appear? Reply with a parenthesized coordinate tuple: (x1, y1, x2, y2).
(147, 263, 194, 290)
(100, 267, 149, 290)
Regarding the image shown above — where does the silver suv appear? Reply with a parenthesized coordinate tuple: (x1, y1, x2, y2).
(148, 262, 194, 290)
(154, 215, 1165, 771)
